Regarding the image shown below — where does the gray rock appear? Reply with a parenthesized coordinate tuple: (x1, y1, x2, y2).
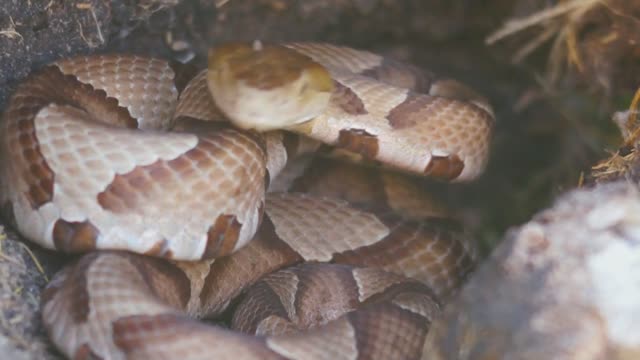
(425, 181, 640, 359)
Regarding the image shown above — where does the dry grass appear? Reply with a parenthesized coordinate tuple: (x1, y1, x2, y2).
(590, 87, 640, 182)
(0, 16, 23, 41)
(619, 89, 640, 146)
(486, 0, 639, 87)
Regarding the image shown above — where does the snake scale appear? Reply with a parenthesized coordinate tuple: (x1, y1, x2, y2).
(0, 42, 494, 359)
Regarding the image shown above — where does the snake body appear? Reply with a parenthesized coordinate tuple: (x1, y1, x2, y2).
(0, 42, 494, 359)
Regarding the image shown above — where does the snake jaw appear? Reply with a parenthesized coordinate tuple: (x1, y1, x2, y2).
(207, 43, 334, 132)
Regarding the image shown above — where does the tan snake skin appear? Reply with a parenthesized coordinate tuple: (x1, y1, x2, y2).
(0, 42, 494, 359)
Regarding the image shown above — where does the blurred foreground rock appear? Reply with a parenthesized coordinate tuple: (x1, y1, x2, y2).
(424, 181, 640, 359)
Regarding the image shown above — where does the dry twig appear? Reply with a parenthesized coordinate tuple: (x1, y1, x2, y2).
(0, 16, 23, 41)
(486, 0, 605, 82)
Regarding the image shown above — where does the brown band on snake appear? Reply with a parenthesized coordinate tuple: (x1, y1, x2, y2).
(204, 214, 242, 258)
(111, 313, 288, 360)
(290, 157, 454, 220)
(126, 255, 192, 308)
(97, 129, 265, 214)
(348, 302, 431, 359)
(358, 274, 438, 307)
(74, 343, 103, 360)
(52, 219, 99, 253)
(424, 154, 464, 181)
(305, 267, 357, 324)
(17, 114, 54, 208)
(337, 128, 379, 159)
(386, 92, 438, 129)
(143, 239, 173, 258)
(331, 217, 473, 297)
(227, 264, 439, 359)
(294, 265, 359, 319)
(231, 265, 362, 335)
(199, 214, 302, 314)
(41, 253, 100, 323)
(164, 151, 194, 173)
(2, 67, 68, 207)
(41, 66, 139, 129)
(9, 64, 143, 207)
(54, 55, 179, 129)
(289, 157, 390, 213)
(360, 57, 437, 93)
(5, 65, 155, 211)
(231, 277, 294, 334)
(96, 162, 160, 212)
(112, 314, 178, 354)
(39, 270, 67, 311)
(428, 78, 494, 115)
(331, 81, 367, 115)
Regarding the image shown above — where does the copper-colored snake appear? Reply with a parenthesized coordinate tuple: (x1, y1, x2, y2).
(0, 42, 494, 359)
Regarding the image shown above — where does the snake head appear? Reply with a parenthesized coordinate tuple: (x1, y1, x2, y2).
(207, 41, 334, 132)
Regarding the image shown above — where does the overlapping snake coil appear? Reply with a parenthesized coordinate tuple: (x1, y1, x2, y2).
(0, 42, 494, 359)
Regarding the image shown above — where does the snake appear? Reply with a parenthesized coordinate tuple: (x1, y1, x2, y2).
(0, 42, 494, 359)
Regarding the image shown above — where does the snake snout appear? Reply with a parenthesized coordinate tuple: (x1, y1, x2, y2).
(207, 43, 334, 131)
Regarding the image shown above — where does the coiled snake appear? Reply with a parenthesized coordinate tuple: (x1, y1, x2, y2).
(0, 42, 494, 359)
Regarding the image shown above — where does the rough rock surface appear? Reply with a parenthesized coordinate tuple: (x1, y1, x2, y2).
(424, 181, 640, 359)
(0, 226, 66, 359)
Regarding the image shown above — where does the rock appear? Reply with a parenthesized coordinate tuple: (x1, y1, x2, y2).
(0, 226, 65, 359)
(424, 181, 640, 359)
